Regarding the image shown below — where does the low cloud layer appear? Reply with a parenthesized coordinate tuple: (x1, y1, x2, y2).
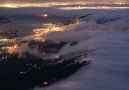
(33, 9, 129, 90)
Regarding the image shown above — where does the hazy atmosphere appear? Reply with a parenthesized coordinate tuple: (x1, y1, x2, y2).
(0, 0, 129, 90)
(0, 0, 129, 3)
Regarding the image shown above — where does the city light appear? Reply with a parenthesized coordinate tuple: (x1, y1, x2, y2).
(6, 44, 18, 54)
(0, 2, 129, 8)
(0, 4, 18, 8)
(57, 6, 129, 10)
(33, 23, 64, 40)
(38, 14, 48, 17)
(43, 14, 48, 17)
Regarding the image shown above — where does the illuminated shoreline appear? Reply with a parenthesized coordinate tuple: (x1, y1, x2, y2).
(57, 6, 129, 10)
(0, 2, 129, 8)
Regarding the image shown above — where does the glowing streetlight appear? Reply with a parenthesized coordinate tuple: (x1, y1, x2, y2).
(38, 14, 48, 17)
(43, 14, 48, 17)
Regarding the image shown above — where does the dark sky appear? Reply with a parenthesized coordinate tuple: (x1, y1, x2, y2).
(0, 0, 129, 3)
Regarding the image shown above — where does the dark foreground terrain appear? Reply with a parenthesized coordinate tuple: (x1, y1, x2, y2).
(0, 52, 90, 90)
(0, 40, 90, 90)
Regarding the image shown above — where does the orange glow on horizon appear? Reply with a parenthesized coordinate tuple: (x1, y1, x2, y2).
(0, 4, 19, 8)
(0, 2, 129, 8)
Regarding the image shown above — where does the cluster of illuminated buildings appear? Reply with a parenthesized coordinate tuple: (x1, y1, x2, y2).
(0, 30, 18, 54)
(52, 18, 77, 27)
(33, 17, 77, 37)
(0, 30, 17, 42)
(0, 17, 77, 61)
